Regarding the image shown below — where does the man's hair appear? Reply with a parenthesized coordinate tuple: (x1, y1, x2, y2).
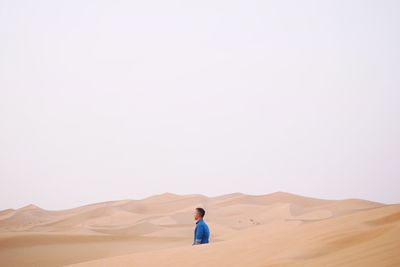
(196, 207, 205, 217)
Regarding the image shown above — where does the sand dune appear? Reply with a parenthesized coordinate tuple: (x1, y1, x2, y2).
(0, 192, 398, 267)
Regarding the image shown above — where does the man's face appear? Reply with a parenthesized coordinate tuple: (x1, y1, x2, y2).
(194, 209, 200, 221)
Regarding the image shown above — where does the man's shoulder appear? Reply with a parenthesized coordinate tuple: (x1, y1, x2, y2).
(197, 220, 207, 226)
(200, 220, 209, 228)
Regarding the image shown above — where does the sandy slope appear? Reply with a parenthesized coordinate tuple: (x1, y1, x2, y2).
(0, 192, 399, 267)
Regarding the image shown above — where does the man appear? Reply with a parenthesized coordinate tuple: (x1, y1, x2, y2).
(192, 207, 210, 245)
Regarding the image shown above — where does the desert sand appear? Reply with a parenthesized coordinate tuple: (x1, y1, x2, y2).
(0, 192, 399, 267)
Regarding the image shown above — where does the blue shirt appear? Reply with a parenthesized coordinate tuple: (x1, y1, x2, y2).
(194, 218, 210, 244)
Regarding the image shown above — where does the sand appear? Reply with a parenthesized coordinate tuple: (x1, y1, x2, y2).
(0, 192, 399, 267)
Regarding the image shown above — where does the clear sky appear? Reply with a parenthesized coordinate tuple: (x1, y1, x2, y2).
(1, 0, 399, 210)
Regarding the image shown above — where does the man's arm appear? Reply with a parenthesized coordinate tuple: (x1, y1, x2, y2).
(193, 224, 204, 245)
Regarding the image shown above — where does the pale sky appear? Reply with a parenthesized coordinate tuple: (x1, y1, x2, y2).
(1, 0, 399, 210)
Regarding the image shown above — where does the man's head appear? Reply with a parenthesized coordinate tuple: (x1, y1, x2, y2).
(194, 207, 205, 221)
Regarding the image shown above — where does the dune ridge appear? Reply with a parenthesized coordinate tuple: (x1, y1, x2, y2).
(0, 192, 398, 267)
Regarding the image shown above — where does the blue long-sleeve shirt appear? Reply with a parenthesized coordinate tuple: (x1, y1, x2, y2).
(193, 218, 210, 244)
